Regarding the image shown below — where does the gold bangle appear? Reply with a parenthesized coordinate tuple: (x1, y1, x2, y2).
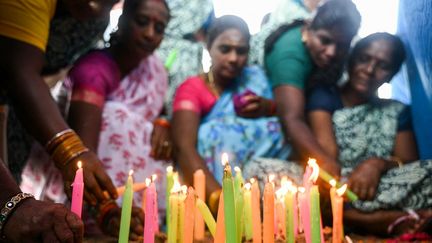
(388, 156, 403, 168)
(49, 132, 89, 168)
(208, 189, 221, 214)
(45, 129, 74, 153)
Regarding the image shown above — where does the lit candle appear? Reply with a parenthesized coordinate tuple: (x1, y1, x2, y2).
(168, 181, 180, 243)
(166, 166, 174, 236)
(193, 169, 205, 241)
(183, 187, 196, 243)
(298, 186, 310, 243)
(222, 155, 237, 243)
(275, 187, 286, 239)
(178, 186, 187, 243)
(195, 197, 216, 236)
(152, 174, 159, 233)
(71, 161, 84, 218)
(263, 175, 275, 243)
(214, 191, 225, 243)
(251, 178, 262, 243)
(308, 160, 323, 243)
(119, 170, 134, 243)
(144, 178, 156, 243)
(233, 166, 244, 242)
(285, 184, 297, 243)
(243, 183, 253, 241)
(331, 183, 347, 243)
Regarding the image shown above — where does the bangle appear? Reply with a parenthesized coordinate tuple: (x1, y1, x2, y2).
(47, 129, 90, 168)
(96, 200, 118, 231)
(0, 193, 34, 239)
(45, 129, 74, 153)
(153, 118, 170, 128)
(388, 156, 403, 168)
(208, 189, 221, 214)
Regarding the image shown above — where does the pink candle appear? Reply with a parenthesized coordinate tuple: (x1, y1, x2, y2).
(71, 161, 84, 218)
(298, 187, 311, 243)
(152, 174, 159, 233)
(144, 179, 156, 243)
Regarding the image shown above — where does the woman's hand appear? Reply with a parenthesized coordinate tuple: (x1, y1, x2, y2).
(2, 198, 84, 243)
(100, 206, 144, 241)
(61, 151, 117, 206)
(348, 158, 385, 201)
(150, 122, 172, 160)
(236, 95, 274, 118)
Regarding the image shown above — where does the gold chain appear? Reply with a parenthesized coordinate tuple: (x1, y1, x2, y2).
(206, 69, 220, 98)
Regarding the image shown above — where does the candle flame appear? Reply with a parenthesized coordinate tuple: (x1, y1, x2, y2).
(281, 178, 292, 189)
(290, 186, 298, 194)
(329, 179, 337, 187)
(276, 187, 287, 199)
(250, 178, 256, 184)
(234, 166, 241, 174)
(345, 236, 353, 243)
(336, 184, 347, 196)
(244, 182, 251, 190)
(77, 161, 82, 169)
(307, 158, 319, 183)
(151, 174, 157, 182)
(298, 187, 306, 193)
(268, 174, 275, 183)
(221, 153, 229, 166)
(129, 170, 134, 176)
(145, 178, 151, 186)
(171, 181, 181, 193)
(166, 166, 173, 173)
(181, 185, 188, 195)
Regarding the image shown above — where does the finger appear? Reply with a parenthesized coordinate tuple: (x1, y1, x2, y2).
(367, 186, 376, 201)
(94, 167, 118, 200)
(129, 232, 140, 241)
(242, 103, 260, 112)
(84, 188, 98, 206)
(359, 185, 368, 200)
(53, 213, 75, 243)
(65, 213, 84, 243)
(63, 181, 73, 199)
(243, 95, 259, 103)
(42, 231, 60, 243)
(132, 207, 145, 224)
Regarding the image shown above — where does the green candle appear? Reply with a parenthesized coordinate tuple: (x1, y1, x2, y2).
(166, 166, 174, 234)
(310, 185, 321, 243)
(235, 186, 244, 243)
(118, 170, 134, 243)
(164, 49, 178, 71)
(196, 198, 216, 236)
(223, 165, 237, 243)
(243, 183, 253, 241)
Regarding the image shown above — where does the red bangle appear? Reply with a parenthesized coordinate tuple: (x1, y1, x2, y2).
(96, 201, 118, 227)
(153, 118, 170, 128)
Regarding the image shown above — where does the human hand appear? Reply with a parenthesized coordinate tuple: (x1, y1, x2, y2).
(348, 158, 385, 201)
(236, 95, 273, 118)
(150, 122, 172, 160)
(61, 151, 117, 206)
(2, 198, 83, 243)
(100, 206, 144, 241)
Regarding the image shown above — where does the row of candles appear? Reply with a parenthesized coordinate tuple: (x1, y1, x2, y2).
(69, 155, 358, 243)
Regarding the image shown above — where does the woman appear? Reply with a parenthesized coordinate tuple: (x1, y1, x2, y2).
(307, 33, 432, 236)
(172, 15, 290, 210)
(22, 0, 171, 239)
(264, 0, 361, 177)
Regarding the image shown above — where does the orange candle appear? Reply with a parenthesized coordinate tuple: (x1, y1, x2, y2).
(331, 183, 347, 243)
(214, 191, 225, 243)
(251, 178, 262, 243)
(193, 169, 205, 240)
(183, 187, 196, 243)
(263, 175, 275, 243)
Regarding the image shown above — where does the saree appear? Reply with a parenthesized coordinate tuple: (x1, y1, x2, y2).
(196, 66, 291, 183)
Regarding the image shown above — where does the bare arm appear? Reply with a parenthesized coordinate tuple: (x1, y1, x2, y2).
(274, 85, 341, 177)
(171, 110, 221, 200)
(0, 36, 117, 203)
(307, 110, 339, 159)
(393, 130, 418, 162)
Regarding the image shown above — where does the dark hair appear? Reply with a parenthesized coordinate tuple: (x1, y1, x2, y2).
(206, 15, 250, 49)
(265, 0, 361, 54)
(122, 0, 170, 18)
(349, 32, 406, 75)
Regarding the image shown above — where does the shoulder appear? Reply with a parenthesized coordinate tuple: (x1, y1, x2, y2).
(177, 75, 205, 92)
(306, 85, 342, 113)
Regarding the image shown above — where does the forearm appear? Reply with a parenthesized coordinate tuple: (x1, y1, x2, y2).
(0, 161, 21, 206)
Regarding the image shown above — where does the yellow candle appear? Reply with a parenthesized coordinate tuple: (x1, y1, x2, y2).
(166, 166, 174, 236)
(178, 186, 187, 243)
(251, 178, 262, 243)
(263, 175, 275, 243)
(168, 182, 180, 243)
(243, 183, 253, 241)
(193, 169, 205, 241)
(196, 197, 216, 236)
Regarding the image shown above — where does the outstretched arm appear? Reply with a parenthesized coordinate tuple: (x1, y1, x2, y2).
(0, 36, 117, 204)
(274, 85, 341, 177)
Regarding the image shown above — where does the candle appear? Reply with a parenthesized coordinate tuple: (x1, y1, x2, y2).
(243, 183, 253, 241)
(222, 159, 237, 243)
(168, 181, 180, 243)
(263, 175, 275, 243)
(71, 161, 84, 218)
(308, 160, 323, 243)
(275, 188, 286, 239)
(235, 184, 244, 243)
(195, 197, 216, 236)
(285, 184, 297, 243)
(250, 178, 262, 243)
(214, 191, 225, 243)
(183, 187, 196, 243)
(119, 170, 134, 243)
(193, 169, 205, 240)
(331, 183, 347, 243)
(178, 186, 187, 243)
(166, 166, 174, 236)
(152, 174, 159, 233)
(144, 178, 156, 243)
(298, 187, 310, 243)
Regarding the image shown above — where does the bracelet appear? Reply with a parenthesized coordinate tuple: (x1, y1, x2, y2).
(0, 193, 34, 238)
(388, 156, 403, 168)
(45, 129, 74, 153)
(153, 118, 170, 128)
(208, 189, 221, 215)
(48, 130, 90, 168)
(96, 200, 118, 231)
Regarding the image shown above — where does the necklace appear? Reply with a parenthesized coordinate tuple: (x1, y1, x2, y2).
(206, 69, 220, 98)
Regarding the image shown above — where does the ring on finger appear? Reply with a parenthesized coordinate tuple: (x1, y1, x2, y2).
(162, 141, 169, 147)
